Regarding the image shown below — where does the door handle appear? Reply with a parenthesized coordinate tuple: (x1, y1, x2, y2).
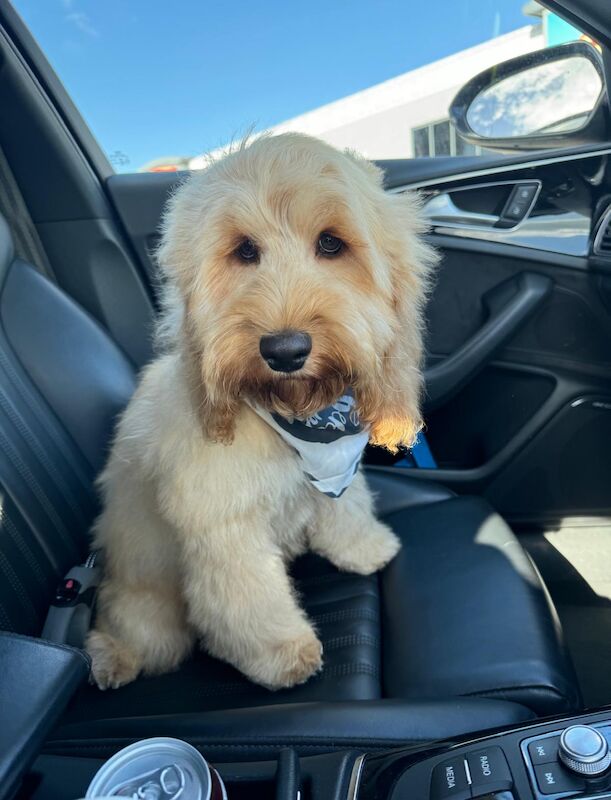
(424, 272, 553, 411)
(425, 192, 501, 228)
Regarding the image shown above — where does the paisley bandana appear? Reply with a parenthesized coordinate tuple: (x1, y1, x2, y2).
(251, 390, 369, 498)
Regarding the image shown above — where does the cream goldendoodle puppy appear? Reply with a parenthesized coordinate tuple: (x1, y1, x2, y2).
(87, 133, 436, 691)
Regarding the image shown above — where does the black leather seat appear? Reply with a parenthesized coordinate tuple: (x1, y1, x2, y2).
(0, 214, 581, 758)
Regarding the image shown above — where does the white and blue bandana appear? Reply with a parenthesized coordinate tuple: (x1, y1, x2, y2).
(251, 391, 369, 498)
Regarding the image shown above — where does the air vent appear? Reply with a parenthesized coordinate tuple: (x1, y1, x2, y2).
(593, 207, 611, 256)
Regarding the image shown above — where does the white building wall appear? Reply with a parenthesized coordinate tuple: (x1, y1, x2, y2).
(190, 24, 544, 167)
(314, 87, 459, 159)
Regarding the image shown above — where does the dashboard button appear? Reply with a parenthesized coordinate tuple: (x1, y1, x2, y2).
(534, 763, 585, 795)
(467, 747, 512, 792)
(528, 736, 561, 766)
(431, 757, 470, 800)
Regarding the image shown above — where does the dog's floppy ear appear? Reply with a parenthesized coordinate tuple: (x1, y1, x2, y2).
(358, 187, 438, 453)
(184, 324, 239, 445)
(156, 171, 240, 445)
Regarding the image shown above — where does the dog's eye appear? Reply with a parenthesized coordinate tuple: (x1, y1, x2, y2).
(317, 232, 344, 257)
(235, 238, 259, 263)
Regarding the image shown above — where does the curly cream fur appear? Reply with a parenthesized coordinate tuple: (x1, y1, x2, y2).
(87, 133, 437, 690)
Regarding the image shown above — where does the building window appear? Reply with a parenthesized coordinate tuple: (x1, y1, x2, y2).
(412, 119, 481, 157)
(413, 126, 430, 157)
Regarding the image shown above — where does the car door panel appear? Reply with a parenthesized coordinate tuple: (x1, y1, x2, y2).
(388, 152, 611, 525)
(424, 271, 554, 410)
(390, 237, 611, 523)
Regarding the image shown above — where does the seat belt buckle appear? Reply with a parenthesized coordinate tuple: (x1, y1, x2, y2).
(53, 576, 84, 606)
(42, 557, 101, 649)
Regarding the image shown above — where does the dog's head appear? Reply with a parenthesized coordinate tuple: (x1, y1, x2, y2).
(158, 133, 437, 451)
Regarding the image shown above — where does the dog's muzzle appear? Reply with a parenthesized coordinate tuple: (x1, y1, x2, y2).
(259, 330, 312, 373)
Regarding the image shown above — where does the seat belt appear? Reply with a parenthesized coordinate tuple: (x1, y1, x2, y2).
(41, 551, 101, 648)
(394, 431, 438, 469)
(0, 143, 54, 278)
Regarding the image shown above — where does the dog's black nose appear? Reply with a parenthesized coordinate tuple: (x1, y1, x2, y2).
(260, 331, 312, 373)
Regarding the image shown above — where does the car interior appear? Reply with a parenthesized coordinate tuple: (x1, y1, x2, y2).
(0, 0, 611, 798)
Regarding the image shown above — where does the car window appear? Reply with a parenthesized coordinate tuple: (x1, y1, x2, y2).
(11, 1, 592, 172)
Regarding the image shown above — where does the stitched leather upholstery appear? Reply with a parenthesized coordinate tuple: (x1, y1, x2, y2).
(65, 554, 382, 723)
(56, 500, 578, 742)
(0, 231, 134, 636)
(0, 215, 580, 755)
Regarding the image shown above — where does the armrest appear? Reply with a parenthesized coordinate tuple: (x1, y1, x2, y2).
(0, 632, 90, 800)
(48, 699, 534, 763)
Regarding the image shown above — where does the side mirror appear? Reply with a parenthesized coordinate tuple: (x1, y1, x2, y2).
(450, 41, 608, 152)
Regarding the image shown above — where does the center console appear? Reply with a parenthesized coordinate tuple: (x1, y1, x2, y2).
(354, 709, 611, 800)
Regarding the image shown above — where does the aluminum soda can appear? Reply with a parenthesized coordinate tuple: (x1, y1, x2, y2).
(85, 737, 227, 800)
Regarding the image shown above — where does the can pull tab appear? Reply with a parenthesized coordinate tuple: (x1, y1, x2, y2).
(111, 764, 186, 799)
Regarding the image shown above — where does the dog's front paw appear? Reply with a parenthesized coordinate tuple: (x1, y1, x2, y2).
(334, 521, 401, 575)
(248, 628, 323, 690)
(269, 630, 324, 689)
(86, 630, 142, 690)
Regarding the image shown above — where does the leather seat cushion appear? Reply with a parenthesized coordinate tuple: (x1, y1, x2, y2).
(381, 495, 581, 715)
(62, 489, 580, 727)
(63, 553, 382, 724)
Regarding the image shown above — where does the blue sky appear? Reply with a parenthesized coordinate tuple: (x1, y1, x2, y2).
(13, 0, 529, 170)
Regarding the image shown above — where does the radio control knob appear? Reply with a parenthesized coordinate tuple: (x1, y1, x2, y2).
(559, 725, 611, 776)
